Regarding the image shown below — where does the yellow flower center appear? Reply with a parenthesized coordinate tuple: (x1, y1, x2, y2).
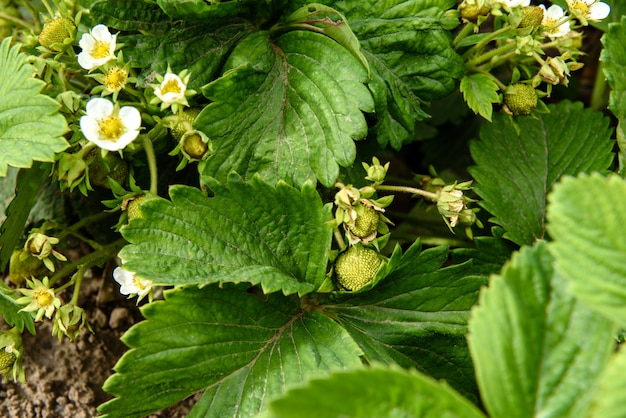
(161, 78, 182, 95)
(98, 116, 126, 141)
(133, 277, 147, 290)
(570, 0, 589, 16)
(91, 40, 111, 59)
(34, 289, 54, 308)
(105, 67, 128, 91)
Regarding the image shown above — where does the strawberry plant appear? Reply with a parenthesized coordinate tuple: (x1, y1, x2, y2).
(1, 0, 625, 417)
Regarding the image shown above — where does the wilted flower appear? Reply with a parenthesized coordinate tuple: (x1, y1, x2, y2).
(16, 277, 62, 322)
(80, 98, 141, 151)
(566, 0, 610, 23)
(497, 0, 530, 9)
(540, 5, 571, 38)
(24, 232, 67, 272)
(113, 267, 153, 302)
(77, 24, 117, 70)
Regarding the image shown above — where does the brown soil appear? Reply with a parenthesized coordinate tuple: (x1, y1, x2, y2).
(0, 268, 197, 418)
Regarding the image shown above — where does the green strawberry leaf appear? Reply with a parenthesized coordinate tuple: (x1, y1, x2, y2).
(196, 29, 373, 188)
(601, 16, 626, 175)
(154, 0, 253, 20)
(324, 242, 486, 399)
(0, 281, 35, 335)
(460, 73, 500, 122)
(468, 243, 616, 418)
(330, 0, 465, 149)
(260, 365, 487, 418)
(547, 173, 626, 325)
(91, 0, 255, 91)
(451, 227, 517, 276)
(98, 284, 362, 417)
(590, 347, 626, 418)
(118, 173, 332, 296)
(469, 101, 614, 246)
(0, 38, 68, 176)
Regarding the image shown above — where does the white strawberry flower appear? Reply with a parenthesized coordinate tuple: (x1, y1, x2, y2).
(80, 98, 141, 151)
(566, 0, 610, 22)
(540, 5, 572, 38)
(77, 24, 117, 70)
(150, 68, 196, 113)
(113, 267, 153, 302)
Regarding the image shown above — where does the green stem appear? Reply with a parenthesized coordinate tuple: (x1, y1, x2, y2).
(143, 136, 158, 196)
(590, 60, 607, 111)
(49, 238, 126, 287)
(453, 22, 476, 49)
(466, 41, 518, 68)
(476, 69, 507, 90)
(333, 227, 347, 252)
(69, 265, 89, 305)
(0, 13, 33, 29)
(375, 184, 439, 201)
(462, 25, 513, 59)
(56, 211, 115, 244)
(19, 0, 42, 30)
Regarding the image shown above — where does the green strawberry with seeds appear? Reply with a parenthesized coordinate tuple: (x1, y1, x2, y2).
(335, 246, 381, 291)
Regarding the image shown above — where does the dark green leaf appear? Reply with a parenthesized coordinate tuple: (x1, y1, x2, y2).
(324, 243, 486, 398)
(0, 38, 68, 176)
(460, 73, 500, 121)
(331, 0, 465, 149)
(468, 243, 616, 418)
(98, 284, 362, 417)
(91, 0, 255, 91)
(451, 227, 516, 276)
(0, 281, 35, 335)
(469, 101, 614, 246)
(547, 173, 626, 324)
(119, 173, 332, 295)
(196, 30, 373, 187)
(154, 0, 253, 20)
(260, 365, 487, 418)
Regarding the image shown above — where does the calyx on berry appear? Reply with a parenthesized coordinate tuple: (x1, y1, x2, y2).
(503, 83, 538, 116)
(38, 16, 76, 52)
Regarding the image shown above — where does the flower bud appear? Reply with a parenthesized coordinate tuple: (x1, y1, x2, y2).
(53, 304, 92, 340)
(38, 16, 76, 52)
(503, 83, 537, 116)
(362, 157, 389, 184)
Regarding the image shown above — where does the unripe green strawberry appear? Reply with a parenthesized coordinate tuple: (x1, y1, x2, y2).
(0, 350, 16, 375)
(38, 17, 76, 52)
(171, 108, 201, 142)
(347, 206, 379, 239)
(460, 4, 490, 21)
(519, 6, 544, 28)
(8, 249, 48, 285)
(335, 246, 381, 291)
(503, 83, 537, 116)
(126, 194, 155, 220)
(88, 151, 129, 189)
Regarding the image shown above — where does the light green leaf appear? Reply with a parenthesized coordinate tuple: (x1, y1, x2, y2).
(91, 0, 255, 91)
(330, 0, 464, 149)
(260, 365, 486, 418)
(118, 173, 332, 296)
(590, 348, 626, 418)
(468, 243, 616, 418)
(98, 284, 362, 418)
(0, 281, 35, 335)
(0, 38, 68, 176)
(196, 30, 373, 188)
(601, 16, 626, 175)
(324, 243, 486, 399)
(547, 173, 626, 325)
(469, 101, 614, 246)
(460, 73, 500, 122)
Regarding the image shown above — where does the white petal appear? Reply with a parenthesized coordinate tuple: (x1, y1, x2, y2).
(80, 116, 100, 143)
(77, 52, 96, 70)
(589, 2, 610, 19)
(91, 24, 112, 42)
(78, 33, 95, 51)
(86, 98, 114, 120)
(114, 130, 140, 149)
(545, 4, 565, 19)
(89, 137, 126, 151)
(119, 106, 142, 130)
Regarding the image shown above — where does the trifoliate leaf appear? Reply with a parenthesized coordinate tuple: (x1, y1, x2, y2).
(547, 173, 626, 325)
(330, 0, 465, 149)
(469, 101, 614, 246)
(118, 173, 332, 296)
(0, 38, 68, 176)
(468, 243, 615, 418)
(98, 284, 362, 418)
(91, 0, 255, 91)
(601, 16, 626, 175)
(260, 365, 486, 418)
(460, 73, 500, 121)
(324, 242, 486, 399)
(196, 30, 373, 188)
